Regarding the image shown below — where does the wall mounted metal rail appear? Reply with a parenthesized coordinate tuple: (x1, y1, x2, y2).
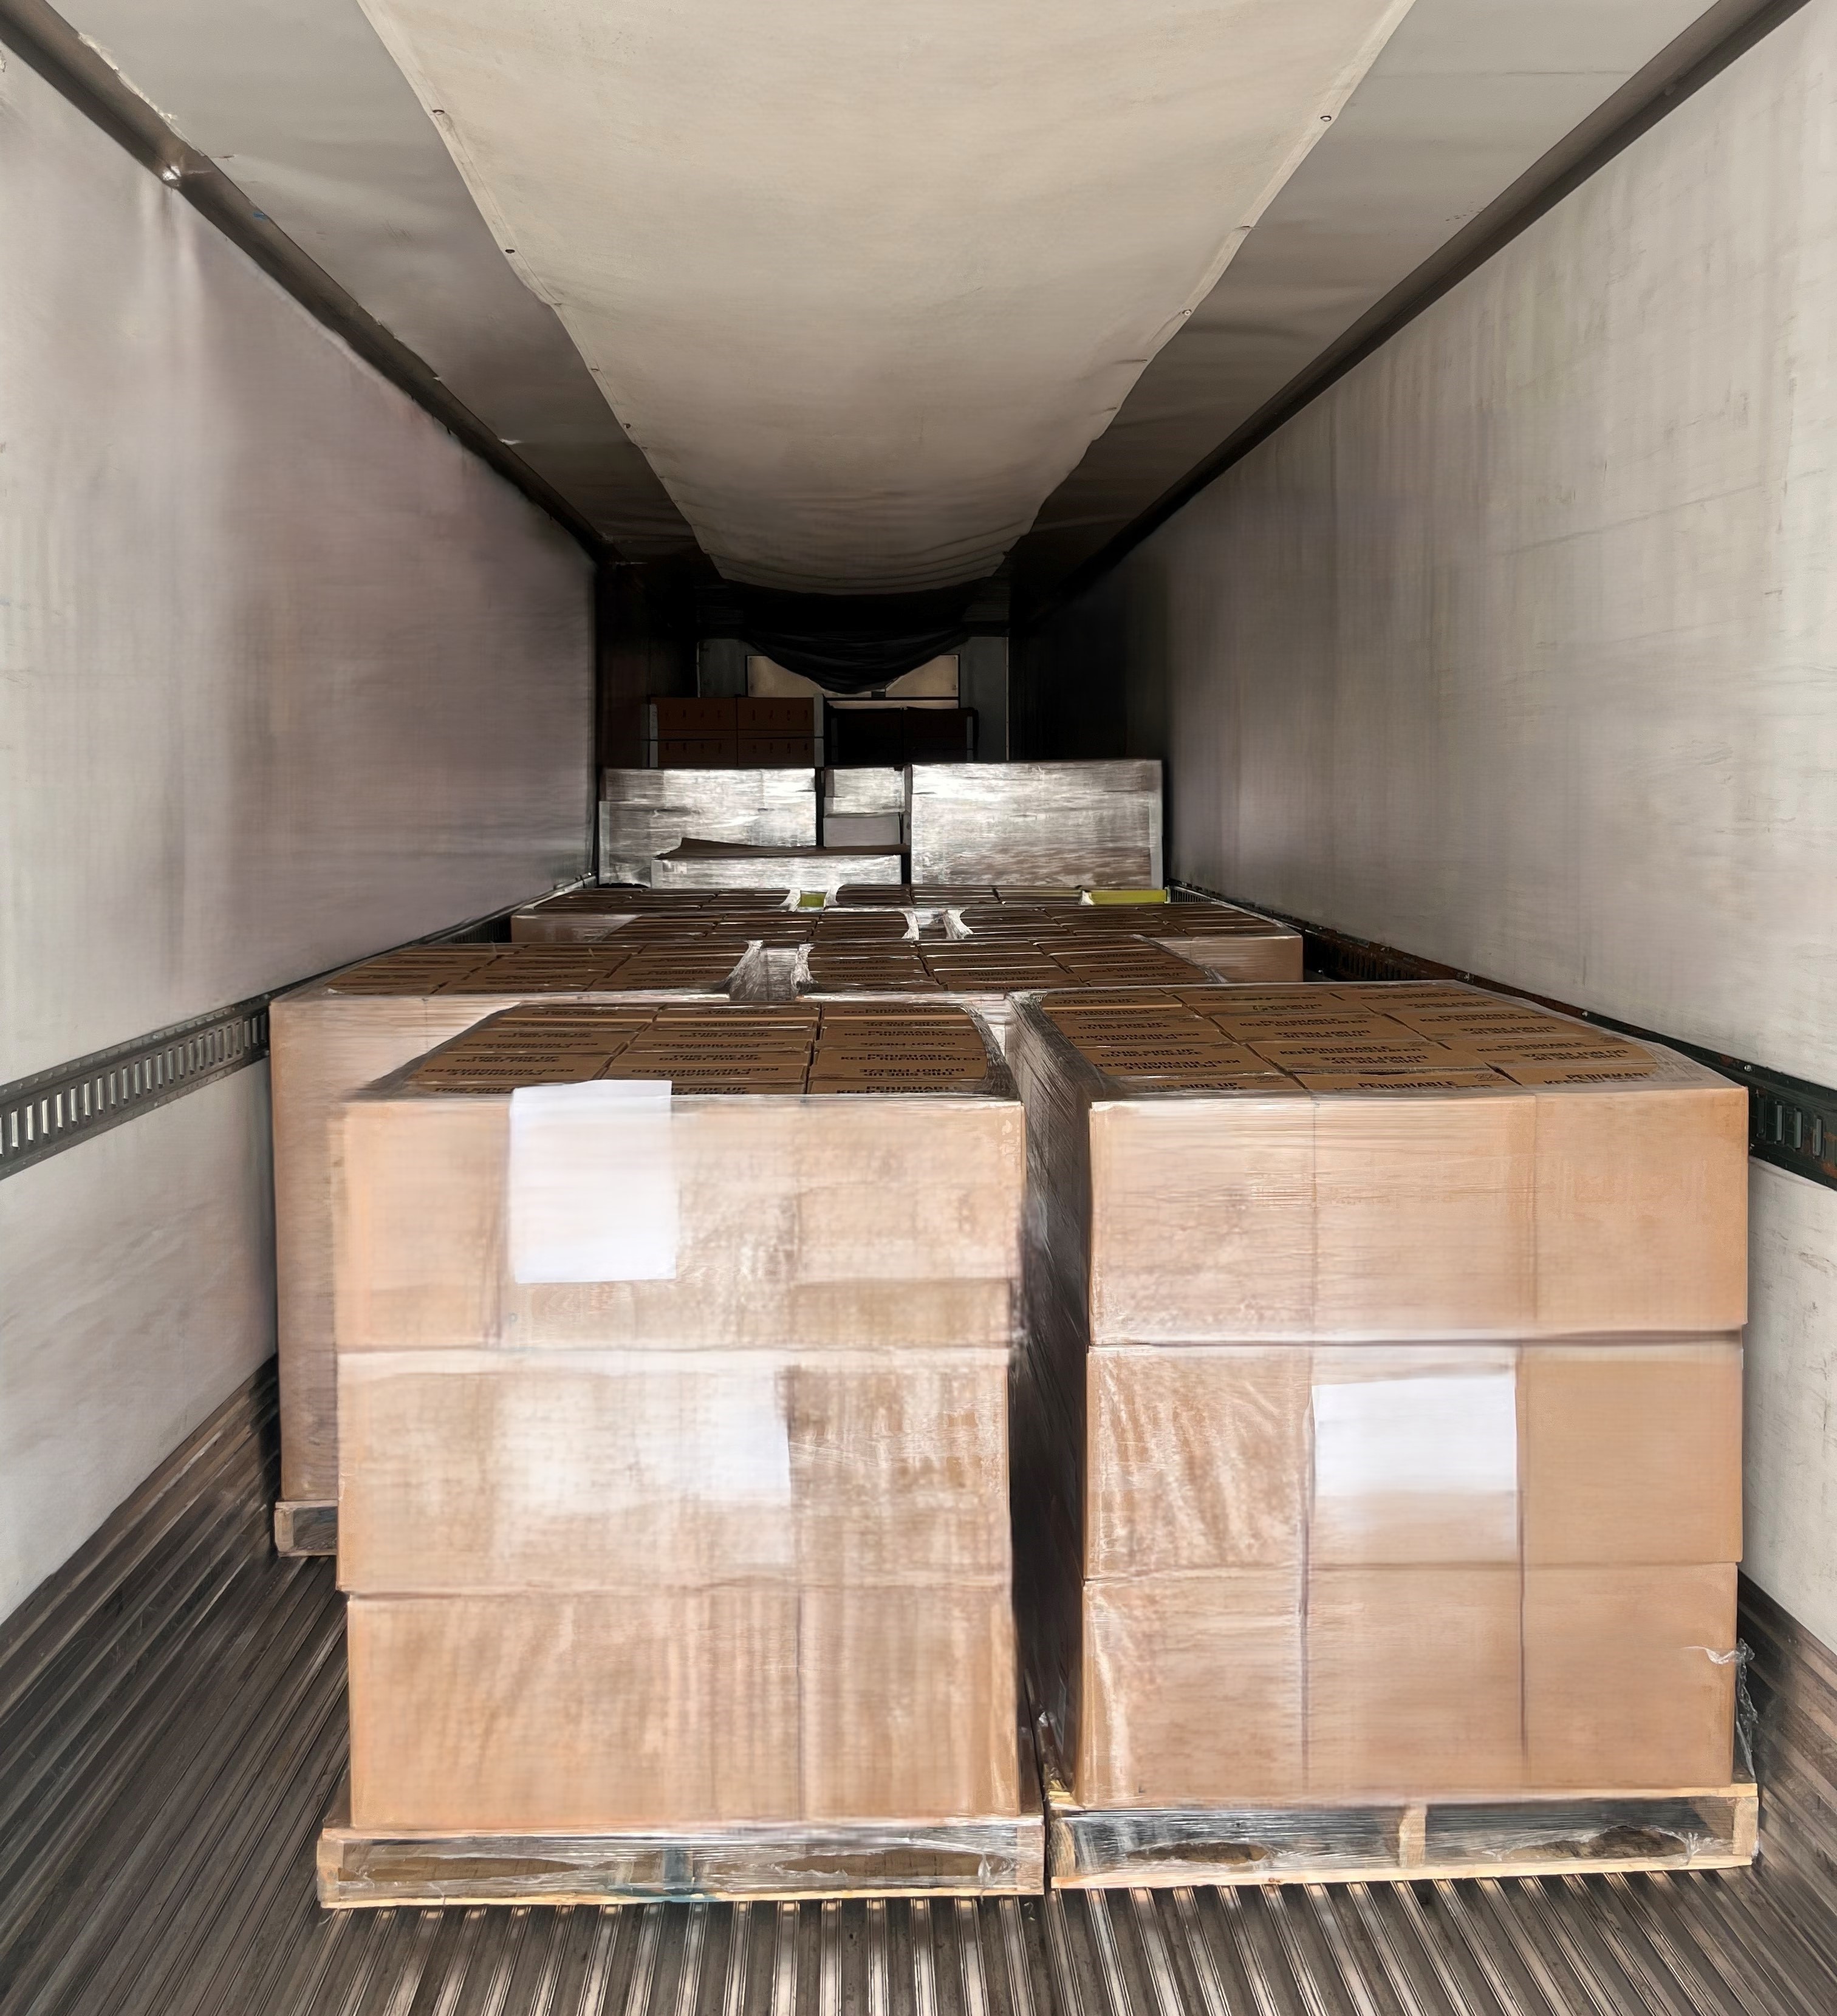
(0, 886, 583, 1181)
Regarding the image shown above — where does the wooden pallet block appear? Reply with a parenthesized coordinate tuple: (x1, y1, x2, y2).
(273, 1500, 337, 1556)
(1043, 1755, 1758, 1890)
(317, 1775, 1047, 1908)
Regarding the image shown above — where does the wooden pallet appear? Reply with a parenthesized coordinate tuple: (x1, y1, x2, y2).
(273, 1500, 337, 1556)
(318, 1780, 1045, 1907)
(1044, 1762, 1758, 1890)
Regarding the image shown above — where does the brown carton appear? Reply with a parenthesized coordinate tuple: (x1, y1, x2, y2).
(1533, 1085, 1748, 1331)
(1086, 1347, 1309, 1574)
(1306, 1566, 1524, 1795)
(1312, 1097, 1535, 1337)
(337, 1087, 1024, 1353)
(347, 1590, 802, 1831)
(799, 1586, 1019, 1822)
(1519, 1339, 1742, 1564)
(338, 1350, 1012, 1593)
(1077, 1572, 1304, 1805)
(1523, 1565, 1738, 1788)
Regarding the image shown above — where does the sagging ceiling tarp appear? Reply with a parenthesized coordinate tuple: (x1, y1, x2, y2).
(357, 0, 1415, 593)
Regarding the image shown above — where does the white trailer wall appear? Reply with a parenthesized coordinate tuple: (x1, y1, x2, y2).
(0, 55, 594, 1619)
(1043, 2, 1837, 1645)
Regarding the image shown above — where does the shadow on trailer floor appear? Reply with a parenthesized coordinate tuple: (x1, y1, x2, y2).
(2, 1368, 1835, 2016)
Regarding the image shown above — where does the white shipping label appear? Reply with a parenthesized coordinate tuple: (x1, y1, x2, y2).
(502, 1363, 792, 1513)
(1312, 1372, 1518, 1499)
(508, 1081, 678, 1283)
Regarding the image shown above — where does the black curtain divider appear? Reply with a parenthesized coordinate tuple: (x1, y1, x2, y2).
(697, 581, 991, 690)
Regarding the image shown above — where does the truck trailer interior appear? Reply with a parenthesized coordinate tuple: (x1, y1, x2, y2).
(4, 0, 1837, 2009)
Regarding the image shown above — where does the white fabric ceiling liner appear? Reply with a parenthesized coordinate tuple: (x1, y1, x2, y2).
(358, 0, 1415, 592)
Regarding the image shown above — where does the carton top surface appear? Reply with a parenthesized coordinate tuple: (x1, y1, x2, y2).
(313, 943, 747, 998)
(371, 1002, 1017, 1101)
(804, 934, 1211, 997)
(1021, 983, 1733, 1099)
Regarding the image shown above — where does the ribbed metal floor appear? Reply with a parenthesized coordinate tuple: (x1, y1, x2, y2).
(2, 1367, 1835, 2016)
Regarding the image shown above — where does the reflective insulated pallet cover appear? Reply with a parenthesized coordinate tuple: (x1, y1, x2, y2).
(599, 768, 818, 883)
(650, 839, 905, 892)
(908, 763, 1162, 889)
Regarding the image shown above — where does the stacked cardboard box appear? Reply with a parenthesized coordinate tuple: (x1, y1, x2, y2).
(803, 935, 1217, 1047)
(1011, 982, 1749, 1805)
(511, 887, 794, 943)
(949, 898, 1302, 983)
(908, 762, 1162, 888)
(642, 695, 823, 768)
(335, 1002, 1028, 1847)
(271, 945, 751, 1510)
(598, 767, 817, 883)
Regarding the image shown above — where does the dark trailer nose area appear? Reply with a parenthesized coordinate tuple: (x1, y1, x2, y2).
(5, 0, 1837, 2009)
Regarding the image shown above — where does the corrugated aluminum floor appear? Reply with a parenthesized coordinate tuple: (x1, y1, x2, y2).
(2, 1368, 1836, 2015)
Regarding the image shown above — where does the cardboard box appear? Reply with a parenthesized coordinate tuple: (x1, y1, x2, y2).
(1519, 1340, 1743, 1564)
(347, 1591, 801, 1831)
(1086, 1348, 1310, 1574)
(655, 736, 738, 768)
(651, 696, 738, 737)
(738, 696, 818, 737)
(339, 1349, 1012, 1593)
(338, 1090, 1023, 1355)
(1523, 1565, 1737, 1788)
(799, 1586, 1019, 1822)
(739, 736, 823, 768)
(1078, 1573, 1304, 1805)
(1013, 988, 1747, 1344)
(1306, 1566, 1524, 1796)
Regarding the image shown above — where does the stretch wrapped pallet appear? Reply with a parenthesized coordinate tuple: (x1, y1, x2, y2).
(598, 767, 816, 883)
(1010, 982, 1748, 1812)
(328, 1001, 1038, 1896)
(908, 761, 1162, 887)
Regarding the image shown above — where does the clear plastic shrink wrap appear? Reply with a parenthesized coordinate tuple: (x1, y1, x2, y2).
(908, 761, 1164, 888)
(598, 767, 817, 884)
(649, 838, 906, 892)
(272, 943, 753, 1505)
(333, 1000, 1033, 1869)
(1009, 982, 1749, 1808)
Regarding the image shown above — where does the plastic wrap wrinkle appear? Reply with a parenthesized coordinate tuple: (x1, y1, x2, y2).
(508, 1080, 678, 1283)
